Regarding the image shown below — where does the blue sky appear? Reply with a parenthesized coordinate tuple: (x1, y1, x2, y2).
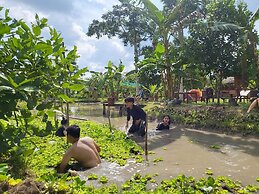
(0, 0, 258, 73)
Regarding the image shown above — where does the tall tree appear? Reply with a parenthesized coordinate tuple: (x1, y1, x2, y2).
(242, 7, 259, 88)
(139, 0, 202, 98)
(87, 0, 152, 93)
(185, 0, 252, 101)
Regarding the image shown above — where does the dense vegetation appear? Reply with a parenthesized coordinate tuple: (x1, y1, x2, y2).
(87, 0, 259, 100)
(1, 120, 258, 193)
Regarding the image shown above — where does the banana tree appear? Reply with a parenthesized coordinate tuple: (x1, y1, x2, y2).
(139, 0, 202, 99)
(90, 61, 125, 101)
(143, 84, 162, 101)
(242, 8, 259, 88)
(104, 61, 125, 100)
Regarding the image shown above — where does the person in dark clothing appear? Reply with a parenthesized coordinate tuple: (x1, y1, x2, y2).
(125, 97, 146, 137)
(156, 115, 171, 130)
(56, 116, 68, 137)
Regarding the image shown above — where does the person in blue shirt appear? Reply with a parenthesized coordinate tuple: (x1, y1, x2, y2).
(125, 97, 146, 137)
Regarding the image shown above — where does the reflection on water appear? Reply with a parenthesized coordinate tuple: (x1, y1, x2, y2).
(70, 103, 259, 186)
(70, 102, 127, 118)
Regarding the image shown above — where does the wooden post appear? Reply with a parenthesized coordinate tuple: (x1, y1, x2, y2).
(103, 103, 106, 115)
(107, 106, 112, 132)
(62, 42, 70, 125)
(145, 119, 148, 161)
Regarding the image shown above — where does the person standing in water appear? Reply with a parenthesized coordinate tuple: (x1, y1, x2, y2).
(156, 115, 171, 130)
(59, 125, 101, 173)
(125, 97, 147, 137)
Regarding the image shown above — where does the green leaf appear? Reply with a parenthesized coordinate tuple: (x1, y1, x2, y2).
(207, 176, 215, 186)
(72, 67, 88, 79)
(5, 9, 9, 19)
(18, 76, 42, 87)
(68, 84, 85, 91)
(210, 22, 243, 32)
(36, 102, 52, 111)
(58, 94, 73, 102)
(141, 0, 164, 24)
(33, 26, 41, 36)
(35, 43, 52, 51)
(20, 86, 39, 92)
(6, 75, 18, 88)
(154, 42, 165, 54)
(12, 38, 20, 48)
(0, 23, 11, 36)
(27, 98, 37, 110)
(0, 163, 8, 175)
(20, 21, 30, 32)
(62, 82, 70, 88)
(53, 44, 61, 53)
(250, 8, 259, 25)
(0, 86, 15, 93)
(23, 149, 34, 158)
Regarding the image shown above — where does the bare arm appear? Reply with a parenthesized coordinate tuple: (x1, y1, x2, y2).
(247, 98, 259, 113)
(93, 141, 101, 153)
(59, 148, 73, 173)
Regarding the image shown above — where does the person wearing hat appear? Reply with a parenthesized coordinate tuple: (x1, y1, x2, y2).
(125, 97, 146, 137)
(59, 125, 101, 173)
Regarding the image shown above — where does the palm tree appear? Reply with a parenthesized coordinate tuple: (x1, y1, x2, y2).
(139, 0, 202, 99)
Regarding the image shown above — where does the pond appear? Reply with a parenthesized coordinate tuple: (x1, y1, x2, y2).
(70, 103, 259, 186)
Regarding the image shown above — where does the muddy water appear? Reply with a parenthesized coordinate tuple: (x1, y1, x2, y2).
(70, 103, 259, 186)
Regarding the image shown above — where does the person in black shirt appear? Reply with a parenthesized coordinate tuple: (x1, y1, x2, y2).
(55, 116, 68, 137)
(156, 115, 171, 130)
(125, 97, 146, 137)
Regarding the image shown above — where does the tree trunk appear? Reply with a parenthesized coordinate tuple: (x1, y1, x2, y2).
(164, 37, 172, 99)
(241, 44, 248, 88)
(162, 72, 167, 98)
(253, 39, 259, 88)
(133, 35, 140, 96)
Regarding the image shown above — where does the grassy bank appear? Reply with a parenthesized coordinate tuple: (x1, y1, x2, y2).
(145, 103, 259, 135)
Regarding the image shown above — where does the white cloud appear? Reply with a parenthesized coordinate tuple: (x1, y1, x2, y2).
(87, 0, 118, 7)
(76, 40, 97, 59)
(111, 39, 127, 54)
(0, 2, 48, 23)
